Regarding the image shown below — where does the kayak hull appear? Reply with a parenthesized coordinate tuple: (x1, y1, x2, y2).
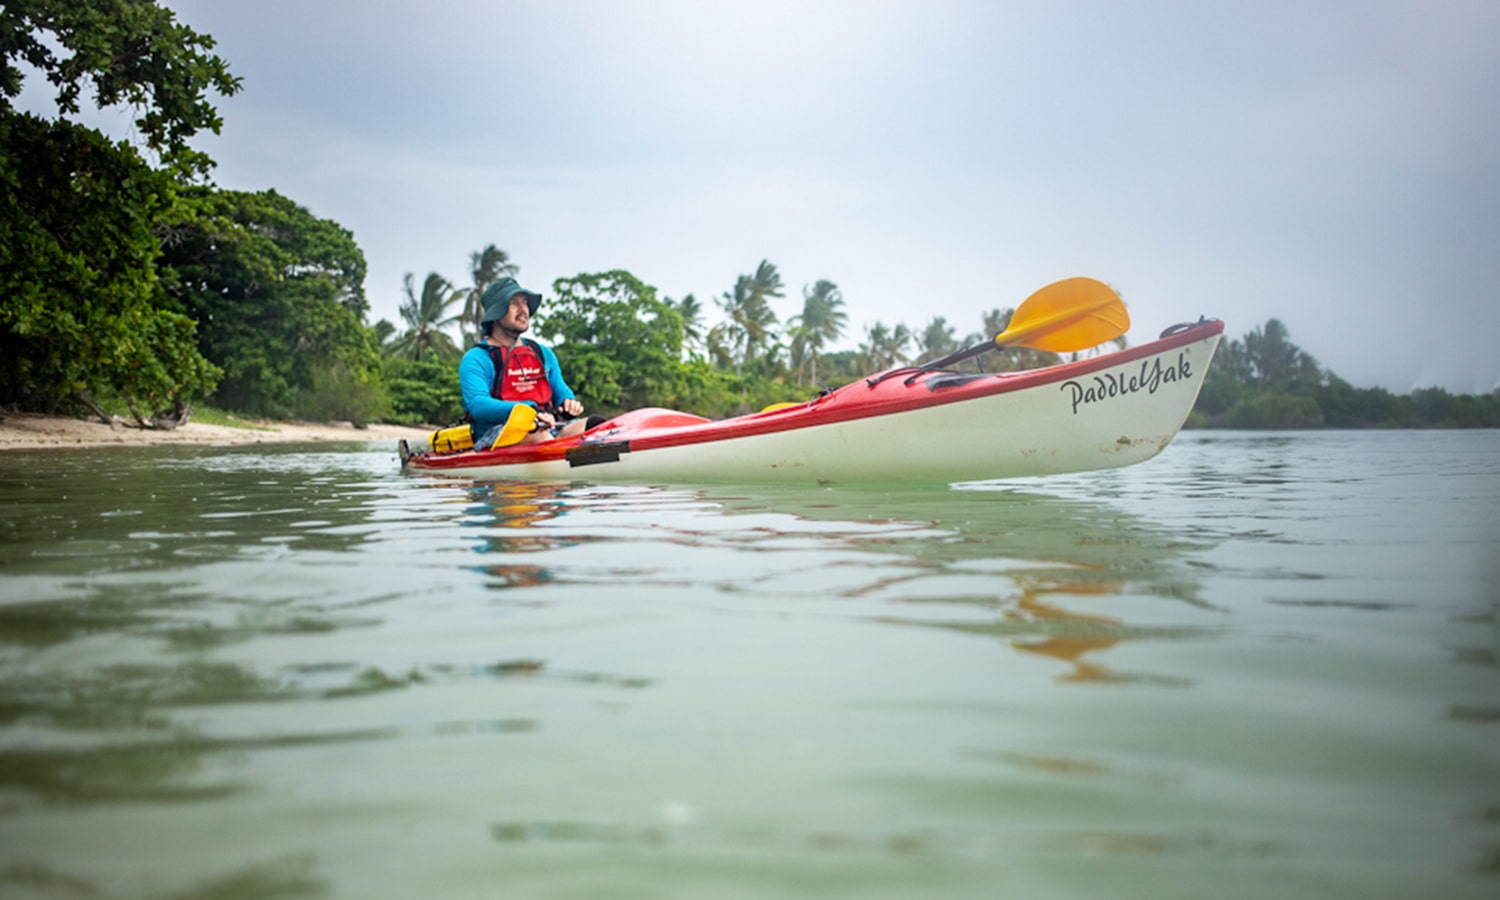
(403, 318, 1224, 485)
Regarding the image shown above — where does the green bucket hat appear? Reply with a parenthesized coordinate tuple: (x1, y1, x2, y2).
(479, 277, 542, 323)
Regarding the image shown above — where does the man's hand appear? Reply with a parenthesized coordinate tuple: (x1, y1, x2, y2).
(559, 398, 583, 417)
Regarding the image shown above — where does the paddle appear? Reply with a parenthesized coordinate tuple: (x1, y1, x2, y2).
(486, 403, 539, 449)
(871, 277, 1130, 386)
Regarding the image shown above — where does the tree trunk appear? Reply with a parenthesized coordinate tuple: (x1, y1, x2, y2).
(75, 392, 117, 427)
(149, 402, 193, 431)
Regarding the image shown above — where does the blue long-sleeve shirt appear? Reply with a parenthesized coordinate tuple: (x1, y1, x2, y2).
(458, 341, 576, 433)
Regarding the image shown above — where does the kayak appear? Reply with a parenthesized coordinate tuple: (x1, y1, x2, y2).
(400, 316, 1224, 485)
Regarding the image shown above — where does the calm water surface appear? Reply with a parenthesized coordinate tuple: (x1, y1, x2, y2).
(1, 430, 1496, 899)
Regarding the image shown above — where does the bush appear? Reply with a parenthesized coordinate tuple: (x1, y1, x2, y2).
(298, 361, 391, 427)
(384, 358, 462, 426)
(1220, 393, 1325, 429)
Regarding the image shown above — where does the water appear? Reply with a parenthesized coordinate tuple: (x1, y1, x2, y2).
(0, 431, 1496, 899)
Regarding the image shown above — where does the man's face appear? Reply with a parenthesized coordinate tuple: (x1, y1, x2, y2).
(497, 296, 531, 335)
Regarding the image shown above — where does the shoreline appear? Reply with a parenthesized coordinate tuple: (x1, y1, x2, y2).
(0, 411, 432, 451)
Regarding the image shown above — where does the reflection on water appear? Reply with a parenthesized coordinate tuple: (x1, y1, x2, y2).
(0, 434, 1498, 899)
(468, 481, 571, 587)
(710, 485, 1214, 686)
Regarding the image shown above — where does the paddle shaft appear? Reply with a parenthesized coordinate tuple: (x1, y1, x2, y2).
(913, 340, 993, 373)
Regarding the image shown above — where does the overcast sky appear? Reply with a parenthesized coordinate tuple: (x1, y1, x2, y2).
(41, 1, 1500, 393)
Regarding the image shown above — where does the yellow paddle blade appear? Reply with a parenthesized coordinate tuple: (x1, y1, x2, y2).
(488, 404, 539, 449)
(995, 277, 1129, 353)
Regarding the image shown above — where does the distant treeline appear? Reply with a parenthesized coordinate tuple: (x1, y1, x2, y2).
(1189, 320, 1499, 429)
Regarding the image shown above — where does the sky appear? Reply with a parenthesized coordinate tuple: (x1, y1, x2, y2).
(26, 0, 1500, 393)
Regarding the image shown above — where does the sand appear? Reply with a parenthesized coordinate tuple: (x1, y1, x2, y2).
(0, 411, 432, 451)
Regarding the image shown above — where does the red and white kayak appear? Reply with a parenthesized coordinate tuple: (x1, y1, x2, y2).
(401, 317, 1224, 485)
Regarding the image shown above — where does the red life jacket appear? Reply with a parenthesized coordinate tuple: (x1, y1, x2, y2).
(487, 339, 553, 408)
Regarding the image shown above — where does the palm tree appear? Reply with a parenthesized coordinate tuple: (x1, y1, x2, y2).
(461, 244, 518, 345)
(670, 293, 704, 357)
(386, 272, 465, 362)
(1244, 318, 1320, 388)
(743, 260, 784, 363)
(860, 321, 912, 372)
(890, 323, 913, 367)
(915, 316, 958, 365)
(372, 318, 397, 348)
(787, 279, 847, 386)
(717, 277, 751, 375)
(704, 322, 735, 370)
(981, 308, 1009, 340)
(717, 260, 784, 375)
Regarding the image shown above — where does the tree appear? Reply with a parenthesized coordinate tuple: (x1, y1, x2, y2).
(1, 0, 239, 420)
(1, 115, 219, 420)
(914, 316, 958, 365)
(1243, 318, 1321, 390)
(787, 280, 847, 386)
(816, 349, 867, 386)
(717, 260, 783, 374)
(669, 294, 705, 357)
(1188, 319, 1335, 429)
(860, 321, 911, 372)
(2, 0, 241, 178)
(157, 188, 384, 422)
(461, 244, 517, 346)
(383, 356, 463, 426)
(704, 321, 735, 370)
(980, 308, 1009, 339)
(386, 272, 464, 363)
(536, 269, 687, 414)
(372, 319, 397, 347)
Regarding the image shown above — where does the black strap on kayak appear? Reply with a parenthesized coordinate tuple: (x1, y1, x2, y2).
(566, 440, 630, 467)
(922, 372, 991, 391)
(865, 339, 995, 389)
(1158, 316, 1215, 338)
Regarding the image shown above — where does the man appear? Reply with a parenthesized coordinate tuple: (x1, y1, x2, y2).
(460, 277, 589, 447)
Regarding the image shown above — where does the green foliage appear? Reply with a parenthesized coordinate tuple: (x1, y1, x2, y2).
(537, 270, 687, 415)
(156, 188, 384, 421)
(1191, 361, 1244, 421)
(1406, 387, 1499, 428)
(670, 294, 705, 357)
(1217, 392, 1325, 429)
(715, 260, 784, 375)
(817, 350, 867, 387)
(859, 321, 913, 372)
(1, 0, 242, 179)
(913, 316, 958, 365)
(384, 272, 463, 363)
(190, 406, 275, 430)
(788, 280, 848, 386)
(1, 0, 237, 417)
(383, 357, 462, 426)
(0, 113, 218, 414)
(301, 359, 390, 427)
(1190, 320, 1499, 429)
(1312, 375, 1404, 429)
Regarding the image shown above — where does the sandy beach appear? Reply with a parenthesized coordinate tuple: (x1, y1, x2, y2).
(0, 411, 432, 451)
